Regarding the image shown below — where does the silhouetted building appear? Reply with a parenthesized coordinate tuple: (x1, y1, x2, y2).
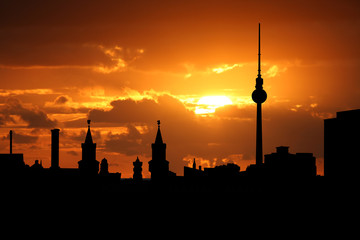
(99, 158, 109, 175)
(324, 109, 360, 178)
(0, 153, 25, 173)
(133, 156, 143, 181)
(51, 129, 60, 169)
(0, 130, 26, 174)
(78, 120, 99, 175)
(184, 158, 240, 180)
(148, 120, 175, 180)
(31, 160, 43, 170)
(264, 146, 316, 177)
(184, 158, 205, 178)
(204, 163, 241, 179)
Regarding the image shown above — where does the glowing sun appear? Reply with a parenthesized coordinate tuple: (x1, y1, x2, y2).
(195, 96, 233, 114)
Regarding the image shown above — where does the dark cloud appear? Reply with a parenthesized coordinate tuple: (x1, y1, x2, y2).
(89, 94, 325, 175)
(66, 150, 78, 156)
(89, 94, 194, 125)
(44, 95, 90, 114)
(54, 95, 69, 105)
(1, 0, 359, 69)
(2, 130, 38, 144)
(0, 98, 57, 128)
(61, 128, 101, 144)
(105, 124, 152, 157)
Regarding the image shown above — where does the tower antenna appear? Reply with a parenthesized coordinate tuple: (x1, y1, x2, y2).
(258, 23, 261, 77)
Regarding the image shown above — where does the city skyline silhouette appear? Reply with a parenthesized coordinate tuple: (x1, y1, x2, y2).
(1, 1, 360, 192)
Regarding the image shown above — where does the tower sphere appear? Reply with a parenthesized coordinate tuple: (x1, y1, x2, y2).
(252, 89, 267, 104)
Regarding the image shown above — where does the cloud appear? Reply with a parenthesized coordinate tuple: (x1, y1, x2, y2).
(0, 98, 57, 128)
(61, 128, 101, 144)
(0, 89, 54, 97)
(89, 44, 145, 74)
(105, 124, 151, 156)
(87, 94, 258, 174)
(2, 130, 38, 144)
(54, 95, 69, 105)
(263, 65, 287, 78)
(89, 94, 194, 125)
(44, 95, 89, 114)
(212, 63, 242, 74)
(66, 150, 79, 156)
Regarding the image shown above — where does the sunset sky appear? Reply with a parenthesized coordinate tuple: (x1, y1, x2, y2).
(1, 0, 360, 177)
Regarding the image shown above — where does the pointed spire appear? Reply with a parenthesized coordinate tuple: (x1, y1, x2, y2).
(257, 23, 261, 78)
(155, 120, 163, 144)
(85, 119, 93, 144)
(193, 158, 196, 169)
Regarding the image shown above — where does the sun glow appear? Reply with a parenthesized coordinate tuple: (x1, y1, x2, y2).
(195, 96, 233, 115)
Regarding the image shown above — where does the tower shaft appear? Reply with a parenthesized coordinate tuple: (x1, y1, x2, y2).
(256, 103, 263, 165)
(51, 129, 60, 169)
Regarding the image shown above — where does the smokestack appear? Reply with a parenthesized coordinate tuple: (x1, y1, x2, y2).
(51, 129, 60, 169)
(10, 130, 12, 154)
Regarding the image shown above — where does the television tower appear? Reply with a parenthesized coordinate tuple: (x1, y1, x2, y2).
(251, 23, 267, 166)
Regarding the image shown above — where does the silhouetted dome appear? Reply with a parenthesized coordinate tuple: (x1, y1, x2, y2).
(31, 160, 43, 169)
(252, 89, 267, 104)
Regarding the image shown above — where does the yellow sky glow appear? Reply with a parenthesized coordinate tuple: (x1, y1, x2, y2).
(195, 96, 233, 114)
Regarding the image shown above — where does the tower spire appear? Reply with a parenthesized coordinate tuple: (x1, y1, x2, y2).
(258, 23, 261, 78)
(252, 23, 267, 166)
(155, 120, 163, 144)
(85, 119, 93, 144)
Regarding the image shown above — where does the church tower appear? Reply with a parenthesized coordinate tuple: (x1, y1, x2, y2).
(78, 120, 99, 175)
(133, 156, 143, 181)
(148, 120, 169, 180)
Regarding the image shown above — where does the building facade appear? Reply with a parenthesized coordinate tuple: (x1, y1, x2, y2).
(324, 109, 360, 178)
(264, 146, 316, 177)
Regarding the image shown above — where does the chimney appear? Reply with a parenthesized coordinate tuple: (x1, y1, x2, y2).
(9, 130, 12, 154)
(51, 129, 60, 169)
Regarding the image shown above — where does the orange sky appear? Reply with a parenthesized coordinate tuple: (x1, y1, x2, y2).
(1, 0, 360, 177)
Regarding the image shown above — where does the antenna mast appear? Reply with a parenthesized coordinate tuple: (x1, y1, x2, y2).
(258, 23, 261, 77)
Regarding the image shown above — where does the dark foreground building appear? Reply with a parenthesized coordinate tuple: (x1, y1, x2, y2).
(0, 130, 26, 175)
(0, 121, 121, 193)
(324, 109, 360, 178)
(264, 146, 316, 178)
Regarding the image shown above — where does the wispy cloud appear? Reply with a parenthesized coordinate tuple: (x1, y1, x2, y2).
(212, 63, 242, 74)
(0, 88, 54, 97)
(93, 45, 144, 74)
(263, 65, 287, 78)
